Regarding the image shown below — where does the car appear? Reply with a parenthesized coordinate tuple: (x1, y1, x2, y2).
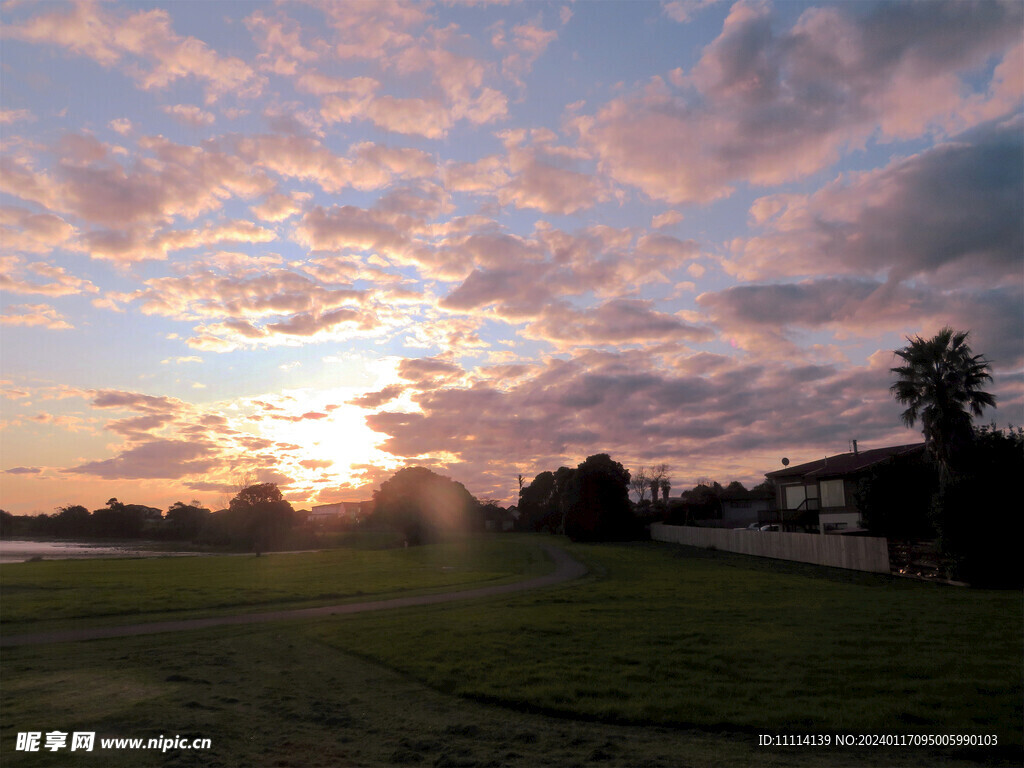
(759, 524, 781, 532)
(739, 523, 762, 531)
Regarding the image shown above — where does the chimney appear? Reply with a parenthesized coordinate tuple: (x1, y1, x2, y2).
(852, 439, 859, 456)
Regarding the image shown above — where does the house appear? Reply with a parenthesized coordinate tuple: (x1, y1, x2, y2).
(719, 485, 774, 528)
(309, 501, 363, 526)
(764, 443, 925, 534)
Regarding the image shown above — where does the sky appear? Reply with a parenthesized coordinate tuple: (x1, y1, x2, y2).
(1, 0, 1021, 515)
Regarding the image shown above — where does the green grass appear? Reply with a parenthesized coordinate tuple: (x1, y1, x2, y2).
(0, 536, 550, 633)
(1, 536, 1020, 766)
(302, 540, 1021, 755)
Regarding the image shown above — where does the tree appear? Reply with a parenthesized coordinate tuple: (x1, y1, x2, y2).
(932, 425, 1023, 587)
(563, 454, 634, 542)
(856, 451, 938, 540)
(0, 510, 15, 538)
(518, 471, 558, 532)
(228, 483, 296, 551)
(166, 500, 211, 541)
(372, 466, 477, 544)
(54, 504, 91, 538)
(552, 466, 578, 533)
(91, 498, 146, 538)
(629, 466, 651, 504)
(890, 327, 996, 478)
(649, 464, 670, 505)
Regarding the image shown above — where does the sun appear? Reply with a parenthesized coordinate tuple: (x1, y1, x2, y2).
(246, 387, 403, 495)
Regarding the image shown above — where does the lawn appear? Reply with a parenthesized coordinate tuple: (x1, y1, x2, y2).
(1, 536, 1020, 767)
(304, 539, 1021, 760)
(0, 536, 550, 632)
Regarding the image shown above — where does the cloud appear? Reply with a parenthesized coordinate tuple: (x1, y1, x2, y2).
(84, 219, 277, 263)
(0, 208, 76, 255)
(295, 205, 411, 256)
(361, 347, 937, 499)
(6, 3, 263, 102)
(1, 304, 73, 330)
(265, 307, 380, 337)
(524, 299, 714, 348)
(663, 0, 724, 24)
(348, 384, 405, 409)
(576, 0, 1023, 203)
(0, 256, 96, 297)
(498, 144, 606, 214)
(698, 279, 1024, 369)
(224, 134, 436, 193)
(11, 133, 274, 239)
(64, 438, 219, 479)
(162, 104, 216, 127)
(5, 466, 42, 475)
(0, 109, 35, 124)
(492, 17, 559, 88)
(731, 120, 1024, 287)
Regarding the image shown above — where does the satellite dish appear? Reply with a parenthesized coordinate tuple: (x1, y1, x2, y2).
(781, 457, 790, 466)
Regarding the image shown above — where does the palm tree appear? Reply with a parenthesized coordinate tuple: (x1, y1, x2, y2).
(890, 327, 996, 477)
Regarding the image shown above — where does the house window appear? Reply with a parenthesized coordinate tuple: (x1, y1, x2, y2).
(820, 479, 845, 508)
(784, 485, 806, 510)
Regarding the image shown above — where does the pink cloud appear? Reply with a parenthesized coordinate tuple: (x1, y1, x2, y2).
(0, 256, 96, 297)
(524, 300, 713, 348)
(1, 303, 73, 330)
(0, 208, 76, 255)
(360, 348, 943, 500)
(730, 122, 1023, 287)
(576, 0, 1023, 203)
(6, 3, 262, 102)
(64, 438, 219, 480)
(296, 205, 410, 256)
(162, 104, 216, 128)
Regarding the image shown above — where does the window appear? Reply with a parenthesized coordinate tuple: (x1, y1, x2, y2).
(784, 485, 806, 510)
(820, 479, 845, 508)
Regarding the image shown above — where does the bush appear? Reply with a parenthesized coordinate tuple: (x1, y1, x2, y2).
(933, 427, 1024, 587)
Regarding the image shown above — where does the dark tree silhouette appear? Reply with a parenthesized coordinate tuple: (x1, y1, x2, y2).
(933, 425, 1023, 587)
(228, 483, 296, 551)
(563, 454, 633, 542)
(856, 452, 938, 540)
(518, 471, 558, 531)
(54, 504, 91, 538)
(0, 510, 14, 538)
(372, 466, 477, 544)
(629, 466, 651, 503)
(91, 498, 148, 538)
(890, 327, 996, 477)
(552, 466, 578, 532)
(166, 500, 211, 541)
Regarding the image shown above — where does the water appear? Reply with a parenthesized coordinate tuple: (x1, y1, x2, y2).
(0, 539, 198, 564)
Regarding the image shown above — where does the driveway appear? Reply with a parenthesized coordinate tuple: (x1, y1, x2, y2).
(0, 544, 587, 647)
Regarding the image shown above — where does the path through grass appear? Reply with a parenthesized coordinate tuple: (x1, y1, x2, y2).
(0, 536, 548, 632)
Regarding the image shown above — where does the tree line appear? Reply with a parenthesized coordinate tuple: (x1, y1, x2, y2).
(516, 453, 637, 541)
(0, 484, 301, 552)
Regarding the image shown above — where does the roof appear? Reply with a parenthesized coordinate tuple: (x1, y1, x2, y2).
(719, 486, 773, 501)
(765, 443, 925, 480)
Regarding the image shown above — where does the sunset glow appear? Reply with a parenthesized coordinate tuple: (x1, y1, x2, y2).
(1, 0, 1021, 515)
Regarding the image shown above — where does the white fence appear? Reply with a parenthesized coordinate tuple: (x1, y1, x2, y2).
(649, 523, 891, 574)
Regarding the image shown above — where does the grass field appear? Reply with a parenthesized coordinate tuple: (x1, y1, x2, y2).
(0, 536, 549, 632)
(1, 535, 1020, 767)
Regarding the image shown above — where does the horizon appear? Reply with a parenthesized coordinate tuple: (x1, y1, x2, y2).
(2, 0, 1022, 516)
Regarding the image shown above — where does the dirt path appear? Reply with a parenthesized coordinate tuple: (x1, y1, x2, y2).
(0, 543, 587, 648)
